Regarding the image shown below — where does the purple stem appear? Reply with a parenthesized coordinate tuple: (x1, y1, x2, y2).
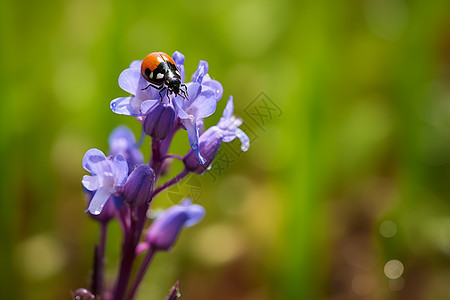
(98, 222, 108, 296)
(113, 121, 182, 300)
(161, 154, 184, 162)
(152, 169, 189, 198)
(91, 222, 108, 298)
(113, 208, 138, 300)
(149, 139, 162, 174)
(127, 247, 157, 300)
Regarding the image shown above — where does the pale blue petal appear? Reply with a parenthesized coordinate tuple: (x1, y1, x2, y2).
(141, 100, 159, 114)
(179, 198, 193, 206)
(222, 96, 234, 119)
(202, 75, 223, 101)
(184, 204, 206, 227)
(82, 175, 99, 191)
(119, 68, 141, 95)
(173, 98, 191, 119)
(222, 131, 237, 143)
(189, 90, 217, 119)
(191, 60, 209, 83)
(129, 60, 143, 69)
(87, 187, 112, 215)
(172, 51, 185, 66)
(172, 51, 185, 82)
(82, 149, 110, 175)
(179, 65, 185, 83)
(186, 82, 201, 102)
(110, 97, 139, 116)
(235, 128, 250, 151)
(113, 155, 128, 185)
(181, 119, 205, 164)
(134, 77, 161, 101)
(108, 125, 136, 147)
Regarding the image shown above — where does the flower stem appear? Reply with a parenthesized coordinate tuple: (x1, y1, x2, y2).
(113, 208, 138, 300)
(152, 169, 189, 198)
(91, 222, 108, 298)
(127, 247, 157, 300)
(161, 154, 184, 162)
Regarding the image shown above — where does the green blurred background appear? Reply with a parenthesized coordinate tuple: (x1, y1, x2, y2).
(2, 0, 450, 299)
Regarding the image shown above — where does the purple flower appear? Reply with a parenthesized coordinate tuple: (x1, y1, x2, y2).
(82, 149, 128, 215)
(146, 199, 205, 251)
(183, 96, 250, 174)
(110, 51, 224, 163)
(110, 60, 161, 117)
(110, 51, 188, 118)
(174, 60, 223, 164)
(121, 164, 155, 206)
(108, 125, 144, 171)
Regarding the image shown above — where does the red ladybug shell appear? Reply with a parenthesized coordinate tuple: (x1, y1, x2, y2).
(141, 52, 179, 85)
(140, 51, 186, 99)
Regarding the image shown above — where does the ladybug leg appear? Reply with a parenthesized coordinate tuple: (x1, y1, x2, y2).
(180, 84, 189, 100)
(142, 83, 163, 91)
(159, 87, 167, 102)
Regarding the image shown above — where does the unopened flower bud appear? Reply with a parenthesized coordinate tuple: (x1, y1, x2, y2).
(146, 199, 205, 251)
(121, 164, 155, 206)
(143, 104, 175, 140)
(183, 128, 223, 174)
(72, 288, 95, 300)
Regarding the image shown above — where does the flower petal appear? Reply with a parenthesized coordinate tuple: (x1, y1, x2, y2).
(87, 187, 112, 215)
(129, 60, 143, 69)
(181, 119, 205, 164)
(189, 90, 217, 119)
(82, 175, 99, 191)
(191, 60, 209, 84)
(186, 82, 201, 101)
(110, 97, 140, 116)
(222, 96, 234, 120)
(134, 77, 161, 101)
(184, 204, 205, 227)
(202, 75, 223, 101)
(113, 155, 128, 185)
(146, 199, 205, 250)
(173, 98, 191, 119)
(172, 51, 185, 66)
(179, 199, 206, 227)
(119, 68, 141, 95)
(235, 128, 250, 151)
(108, 126, 144, 169)
(109, 126, 136, 147)
(82, 149, 110, 175)
(141, 100, 159, 114)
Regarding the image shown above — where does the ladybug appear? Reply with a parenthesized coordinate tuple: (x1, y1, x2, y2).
(141, 52, 188, 100)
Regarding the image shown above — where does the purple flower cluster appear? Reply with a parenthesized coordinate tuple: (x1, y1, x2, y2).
(77, 51, 249, 300)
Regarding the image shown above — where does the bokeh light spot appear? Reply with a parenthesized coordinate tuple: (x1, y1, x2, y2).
(380, 220, 397, 238)
(17, 234, 66, 280)
(384, 260, 404, 279)
(352, 273, 375, 296)
(388, 277, 405, 291)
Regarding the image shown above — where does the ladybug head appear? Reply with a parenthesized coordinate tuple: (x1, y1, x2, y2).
(166, 78, 181, 95)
